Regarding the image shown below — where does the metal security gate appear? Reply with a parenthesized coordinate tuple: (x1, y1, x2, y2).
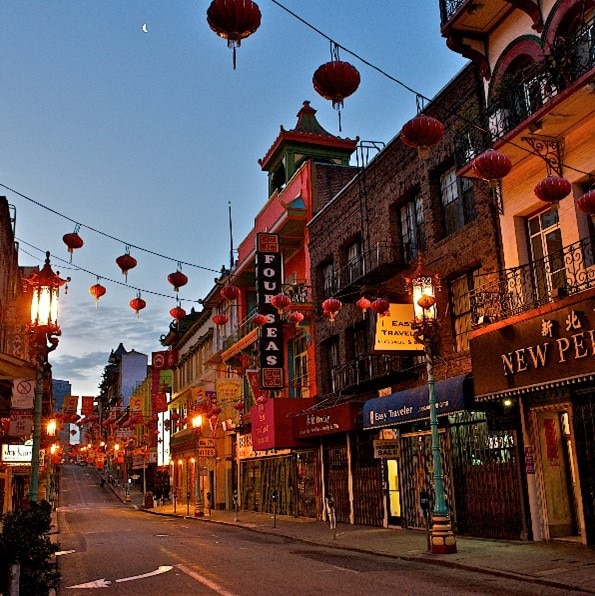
(324, 442, 350, 524)
(295, 450, 318, 518)
(450, 413, 526, 540)
(352, 435, 383, 526)
(572, 390, 595, 545)
(400, 431, 454, 530)
(240, 456, 295, 515)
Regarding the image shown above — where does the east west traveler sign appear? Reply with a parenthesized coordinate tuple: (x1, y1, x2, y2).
(374, 303, 423, 351)
(255, 233, 284, 389)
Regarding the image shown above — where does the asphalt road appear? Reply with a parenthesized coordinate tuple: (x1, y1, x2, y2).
(56, 465, 582, 595)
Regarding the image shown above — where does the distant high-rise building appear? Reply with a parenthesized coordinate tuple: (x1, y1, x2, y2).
(52, 379, 71, 412)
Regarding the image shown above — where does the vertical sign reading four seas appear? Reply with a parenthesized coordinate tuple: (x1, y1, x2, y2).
(255, 233, 284, 389)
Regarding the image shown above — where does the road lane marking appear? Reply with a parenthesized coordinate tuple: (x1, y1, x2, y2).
(176, 564, 237, 596)
(67, 578, 111, 588)
(115, 566, 173, 583)
(55, 550, 76, 556)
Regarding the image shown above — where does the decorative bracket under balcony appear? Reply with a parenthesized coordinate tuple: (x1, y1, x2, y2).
(522, 135, 564, 177)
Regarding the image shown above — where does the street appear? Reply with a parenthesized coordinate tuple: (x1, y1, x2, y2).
(55, 465, 584, 595)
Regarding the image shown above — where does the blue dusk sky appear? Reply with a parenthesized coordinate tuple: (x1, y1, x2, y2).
(0, 2, 466, 396)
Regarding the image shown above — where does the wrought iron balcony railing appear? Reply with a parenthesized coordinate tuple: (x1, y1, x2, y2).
(331, 242, 413, 299)
(454, 17, 595, 165)
(222, 307, 259, 351)
(440, 0, 467, 23)
(330, 353, 407, 393)
(469, 236, 595, 326)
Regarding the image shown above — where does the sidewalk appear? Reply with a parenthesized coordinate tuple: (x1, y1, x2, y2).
(107, 483, 595, 594)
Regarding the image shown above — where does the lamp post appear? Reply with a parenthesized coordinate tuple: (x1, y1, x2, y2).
(192, 414, 204, 517)
(408, 259, 457, 554)
(25, 251, 69, 503)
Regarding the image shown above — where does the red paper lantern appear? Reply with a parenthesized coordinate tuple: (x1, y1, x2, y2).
(253, 313, 268, 327)
(220, 283, 240, 301)
(256, 395, 267, 405)
(313, 60, 360, 111)
(116, 252, 137, 282)
(288, 311, 305, 327)
(534, 175, 571, 204)
(170, 305, 186, 321)
(167, 270, 188, 292)
(271, 293, 291, 313)
(234, 400, 244, 411)
(130, 295, 146, 317)
(322, 297, 342, 314)
(471, 149, 512, 187)
(213, 313, 229, 326)
(576, 189, 595, 215)
(400, 114, 445, 159)
(89, 282, 106, 306)
(70, 429, 77, 436)
(211, 406, 222, 416)
(63, 231, 84, 261)
(370, 298, 390, 316)
(207, 0, 262, 69)
(356, 297, 371, 316)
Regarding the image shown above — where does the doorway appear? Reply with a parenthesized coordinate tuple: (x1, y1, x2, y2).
(386, 459, 401, 526)
(533, 407, 581, 540)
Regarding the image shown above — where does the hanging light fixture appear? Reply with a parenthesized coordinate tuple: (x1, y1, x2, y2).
(313, 42, 360, 131)
(400, 102, 445, 160)
(89, 280, 107, 308)
(220, 283, 240, 301)
(471, 149, 513, 188)
(116, 247, 137, 282)
(576, 189, 595, 215)
(534, 175, 571, 204)
(206, 0, 262, 69)
(130, 293, 146, 317)
(63, 224, 84, 263)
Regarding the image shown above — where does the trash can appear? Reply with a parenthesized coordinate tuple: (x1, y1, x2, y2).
(144, 491, 154, 508)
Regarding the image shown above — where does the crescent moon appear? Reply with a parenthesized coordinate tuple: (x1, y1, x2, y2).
(141, 23, 149, 33)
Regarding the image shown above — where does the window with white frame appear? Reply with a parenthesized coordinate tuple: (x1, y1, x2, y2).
(440, 167, 476, 236)
(291, 335, 309, 398)
(450, 271, 478, 352)
(400, 194, 424, 262)
(322, 261, 335, 295)
(347, 240, 363, 282)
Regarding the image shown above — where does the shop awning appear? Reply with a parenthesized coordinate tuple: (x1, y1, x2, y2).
(363, 374, 473, 430)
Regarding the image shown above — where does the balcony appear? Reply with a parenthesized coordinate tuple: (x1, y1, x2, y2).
(333, 242, 410, 300)
(469, 236, 595, 326)
(330, 354, 411, 393)
(454, 18, 595, 166)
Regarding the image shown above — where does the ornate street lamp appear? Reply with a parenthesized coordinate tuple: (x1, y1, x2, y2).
(24, 251, 70, 503)
(192, 414, 204, 517)
(407, 257, 456, 554)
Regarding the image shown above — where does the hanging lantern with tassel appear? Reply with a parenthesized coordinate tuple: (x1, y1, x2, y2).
(576, 189, 595, 215)
(313, 42, 360, 131)
(167, 267, 188, 293)
(89, 279, 106, 308)
(534, 175, 572, 205)
(213, 313, 229, 326)
(270, 293, 291, 314)
(220, 283, 240, 301)
(471, 149, 513, 188)
(63, 224, 84, 262)
(400, 107, 445, 160)
(370, 298, 390, 316)
(253, 313, 268, 327)
(288, 311, 305, 328)
(322, 297, 342, 322)
(206, 0, 262, 69)
(116, 247, 137, 282)
(356, 296, 371, 318)
(170, 304, 186, 321)
(130, 293, 146, 317)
